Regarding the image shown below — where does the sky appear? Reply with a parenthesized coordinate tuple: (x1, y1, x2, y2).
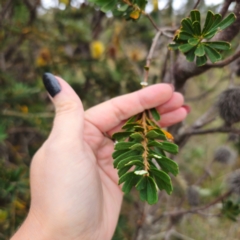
(41, 0, 224, 11)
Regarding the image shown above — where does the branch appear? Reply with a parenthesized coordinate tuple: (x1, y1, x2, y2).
(153, 191, 232, 223)
(178, 191, 232, 215)
(182, 126, 240, 136)
(220, 0, 234, 18)
(207, 48, 240, 68)
(145, 14, 160, 32)
(143, 31, 162, 85)
(1, 110, 54, 118)
(192, 0, 202, 10)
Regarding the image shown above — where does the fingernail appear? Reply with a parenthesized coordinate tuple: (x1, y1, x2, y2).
(182, 104, 191, 114)
(42, 73, 61, 97)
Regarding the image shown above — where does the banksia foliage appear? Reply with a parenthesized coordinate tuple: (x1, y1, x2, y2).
(169, 10, 236, 66)
(227, 169, 240, 196)
(112, 108, 179, 205)
(218, 88, 240, 125)
(214, 146, 237, 165)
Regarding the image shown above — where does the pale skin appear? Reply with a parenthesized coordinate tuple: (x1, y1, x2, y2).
(11, 77, 187, 240)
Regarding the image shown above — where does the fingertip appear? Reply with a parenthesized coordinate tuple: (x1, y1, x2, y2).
(160, 107, 188, 127)
(42, 73, 61, 98)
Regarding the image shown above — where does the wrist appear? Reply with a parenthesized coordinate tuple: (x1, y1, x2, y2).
(11, 211, 98, 240)
(11, 212, 46, 240)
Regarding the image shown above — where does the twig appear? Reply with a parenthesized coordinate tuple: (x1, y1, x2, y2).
(161, 49, 170, 81)
(194, 160, 214, 186)
(220, 0, 234, 18)
(183, 126, 240, 136)
(0, 0, 12, 22)
(185, 74, 229, 101)
(207, 48, 240, 68)
(192, 0, 202, 10)
(143, 31, 162, 84)
(7, 127, 44, 135)
(154, 191, 232, 221)
(1, 110, 54, 118)
(146, 14, 160, 32)
(133, 203, 147, 240)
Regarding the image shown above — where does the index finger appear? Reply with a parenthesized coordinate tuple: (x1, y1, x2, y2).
(84, 84, 173, 133)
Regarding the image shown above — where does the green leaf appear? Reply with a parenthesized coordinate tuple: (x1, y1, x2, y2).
(203, 14, 222, 39)
(140, 189, 147, 201)
(147, 177, 158, 204)
(134, 126, 144, 132)
(204, 45, 221, 63)
(150, 108, 160, 121)
(136, 177, 147, 190)
(154, 155, 179, 176)
(192, 21, 201, 36)
(130, 143, 144, 152)
(203, 13, 222, 39)
(203, 29, 218, 40)
(179, 43, 195, 53)
(117, 156, 143, 168)
(116, 155, 143, 169)
(119, 171, 134, 184)
(196, 55, 207, 66)
(125, 115, 139, 124)
(168, 43, 181, 50)
(205, 41, 231, 50)
(125, 160, 144, 167)
(160, 142, 179, 154)
(178, 31, 193, 40)
(181, 18, 194, 35)
(185, 48, 196, 62)
(122, 174, 141, 194)
(149, 168, 173, 194)
(122, 122, 141, 130)
(194, 43, 205, 56)
(188, 38, 200, 46)
(118, 165, 132, 177)
(190, 10, 201, 23)
(130, 132, 144, 141)
(148, 141, 178, 154)
(202, 10, 215, 35)
(112, 149, 127, 159)
(112, 131, 133, 141)
(114, 142, 136, 150)
(101, 0, 117, 12)
(117, 3, 128, 11)
(210, 14, 222, 29)
(216, 13, 236, 31)
(136, 0, 147, 10)
(146, 130, 167, 140)
(114, 150, 139, 168)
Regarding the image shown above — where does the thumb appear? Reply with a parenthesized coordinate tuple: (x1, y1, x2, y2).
(42, 73, 84, 142)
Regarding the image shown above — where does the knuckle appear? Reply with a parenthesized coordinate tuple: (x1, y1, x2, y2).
(55, 100, 80, 115)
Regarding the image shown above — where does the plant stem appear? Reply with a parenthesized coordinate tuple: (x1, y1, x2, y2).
(142, 111, 149, 173)
(143, 31, 162, 85)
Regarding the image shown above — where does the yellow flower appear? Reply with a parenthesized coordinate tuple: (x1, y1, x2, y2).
(90, 41, 105, 59)
(130, 10, 141, 20)
(20, 105, 28, 114)
(162, 129, 174, 142)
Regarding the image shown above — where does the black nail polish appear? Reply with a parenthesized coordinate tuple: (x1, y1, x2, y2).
(42, 73, 61, 97)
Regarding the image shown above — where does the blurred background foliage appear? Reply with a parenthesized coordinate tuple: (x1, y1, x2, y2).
(1, 0, 240, 239)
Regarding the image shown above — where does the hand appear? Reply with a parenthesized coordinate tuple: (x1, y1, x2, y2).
(11, 73, 187, 240)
